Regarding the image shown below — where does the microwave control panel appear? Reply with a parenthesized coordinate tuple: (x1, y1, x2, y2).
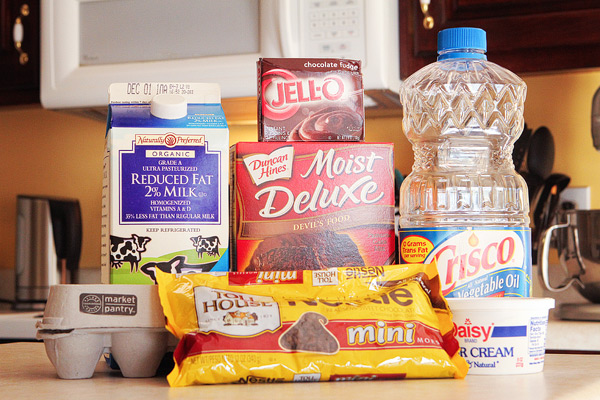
(299, 0, 366, 62)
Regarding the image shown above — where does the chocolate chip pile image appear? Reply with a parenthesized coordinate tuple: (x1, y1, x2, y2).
(279, 312, 340, 354)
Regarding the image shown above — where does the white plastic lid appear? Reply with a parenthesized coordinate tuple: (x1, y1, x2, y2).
(447, 297, 555, 311)
(150, 94, 187, 119)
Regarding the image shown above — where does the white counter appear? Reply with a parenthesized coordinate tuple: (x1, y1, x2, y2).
(546, 319, 600, 352)
(0, 311, 40, 340)
(1, 342, 599, 399)
(0, 267, 98, 341)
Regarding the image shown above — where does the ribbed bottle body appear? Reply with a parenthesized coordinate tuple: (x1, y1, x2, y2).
(399, 58, 528, 228)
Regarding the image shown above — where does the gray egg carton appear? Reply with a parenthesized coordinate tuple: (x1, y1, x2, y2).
(36, 284, 176, 379)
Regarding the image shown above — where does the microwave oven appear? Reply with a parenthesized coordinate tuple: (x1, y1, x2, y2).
(40, 0, 400, 110)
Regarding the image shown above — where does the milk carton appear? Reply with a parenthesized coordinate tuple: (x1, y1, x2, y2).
(102, 83, 229, 284)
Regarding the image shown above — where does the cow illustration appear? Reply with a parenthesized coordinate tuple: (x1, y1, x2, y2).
(110, 234, 152, 272)
(140, 255, 217, 283)
(190, 235, 221, 259)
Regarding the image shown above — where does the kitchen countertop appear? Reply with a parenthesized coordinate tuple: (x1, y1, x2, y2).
(546, 318, 600, 352)
(1, 342, 599, 399)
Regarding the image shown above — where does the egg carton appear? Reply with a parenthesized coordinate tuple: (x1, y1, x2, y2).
(36, 284, 176, 379)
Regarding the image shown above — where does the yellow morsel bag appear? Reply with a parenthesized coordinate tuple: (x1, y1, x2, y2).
(156, 263, 468, 386)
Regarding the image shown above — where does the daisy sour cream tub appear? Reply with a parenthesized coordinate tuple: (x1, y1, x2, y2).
(447, 297, 555, 375)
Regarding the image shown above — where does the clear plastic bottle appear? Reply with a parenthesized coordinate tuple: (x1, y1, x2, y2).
(398, 27, 531, 298)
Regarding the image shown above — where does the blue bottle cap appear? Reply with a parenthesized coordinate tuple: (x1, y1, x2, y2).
(437, 27, 487, 60)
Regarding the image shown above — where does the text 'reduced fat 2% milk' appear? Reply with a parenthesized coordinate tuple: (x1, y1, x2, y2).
(398, 28, 531, 298)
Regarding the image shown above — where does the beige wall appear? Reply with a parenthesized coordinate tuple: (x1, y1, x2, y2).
(1, 70, 599, 270)
(523, 70, 600, 193)
(1, 106, 105, 271)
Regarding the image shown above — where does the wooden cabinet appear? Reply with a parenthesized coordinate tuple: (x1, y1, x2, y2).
(399, 0, 600, 78)
(0, 0, 39, 106)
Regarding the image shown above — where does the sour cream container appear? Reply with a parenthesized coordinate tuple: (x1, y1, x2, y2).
(447, 297, 555, 375)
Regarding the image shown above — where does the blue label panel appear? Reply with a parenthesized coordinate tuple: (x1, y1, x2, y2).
(120, 142, 220, 224)
(399, 227, 532, 298)
(491, 326, 528, 338)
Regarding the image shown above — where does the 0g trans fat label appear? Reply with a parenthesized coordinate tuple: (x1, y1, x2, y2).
(399, 227, 532, 298)
(80, 293, 137, 315)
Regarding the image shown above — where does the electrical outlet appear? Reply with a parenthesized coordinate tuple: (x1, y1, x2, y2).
(560, 187, 591, 210)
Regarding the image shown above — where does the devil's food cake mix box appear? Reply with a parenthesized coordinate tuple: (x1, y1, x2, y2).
(230, 142, 395, 271)
(258, 58, 364, 142)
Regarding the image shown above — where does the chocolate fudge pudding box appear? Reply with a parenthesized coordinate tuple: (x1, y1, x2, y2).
(102, 83, 229, 284)
(258, 58, 364, 141)
(230, 142, 395, 271)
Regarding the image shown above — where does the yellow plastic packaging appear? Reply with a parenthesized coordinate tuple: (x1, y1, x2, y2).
(156, 263, 468, 386)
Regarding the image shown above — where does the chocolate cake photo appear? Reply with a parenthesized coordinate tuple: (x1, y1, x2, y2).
(245, 231, 365, 271)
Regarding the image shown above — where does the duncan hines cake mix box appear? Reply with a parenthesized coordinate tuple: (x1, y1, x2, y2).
(230, 142, 396, 272)
(101, 82, 229, 284)
(258, 58, 364, 142)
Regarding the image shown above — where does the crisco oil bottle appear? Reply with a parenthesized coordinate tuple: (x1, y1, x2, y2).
(398, 27, 530, 298)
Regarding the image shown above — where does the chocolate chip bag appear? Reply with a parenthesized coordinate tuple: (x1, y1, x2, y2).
(156, 263, 468, 386)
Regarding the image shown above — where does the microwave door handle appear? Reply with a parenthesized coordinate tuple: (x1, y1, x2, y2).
(278, 0, 299, 57)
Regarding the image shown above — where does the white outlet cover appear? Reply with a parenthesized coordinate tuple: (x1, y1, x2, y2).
(560, 187, 591, 210)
